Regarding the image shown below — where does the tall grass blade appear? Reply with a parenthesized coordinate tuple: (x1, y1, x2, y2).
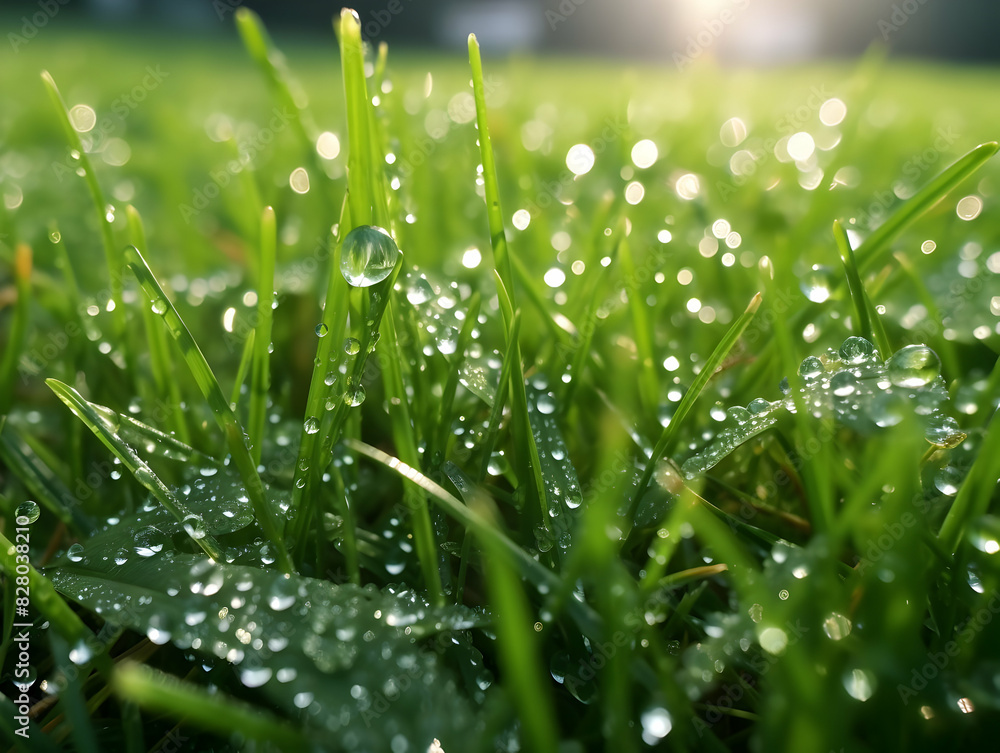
(123, 245, 292, 572)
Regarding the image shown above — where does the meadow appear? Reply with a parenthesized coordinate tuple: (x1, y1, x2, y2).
(2, 8, 1000, 752)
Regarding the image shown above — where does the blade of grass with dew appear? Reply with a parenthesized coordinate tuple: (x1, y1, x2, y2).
(248, 206, 276, 466)
(40, 72, 128, 351)
(832, 219, 891, 358)
(123, 245, 292, 572)
(624, 292, 762, 534)
(857, 141, 998, 275)
(337, 9, 374, 226)
(470, 34, 549, 521)
(114, 664, 309, 748)
(0, 243, 30, 417)
(0, 429, 95, 534)
(379, 294, 445, 605)
(126, 205, 190, 443)
(937, 369, 1000, 555)
(473, 495, 560, 752)
(46, 378, 224, 560)
(346, 437, 606, 639)
(286, 205, 349, 547)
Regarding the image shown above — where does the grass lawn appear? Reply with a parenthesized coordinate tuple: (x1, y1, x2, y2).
(2, 9, 1000, 752)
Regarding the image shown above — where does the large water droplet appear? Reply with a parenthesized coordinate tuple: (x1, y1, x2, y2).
(134, 525, 166, 557)
(241, 666, 273, 688)
(340, 225, 400, 287)
(68, 638, 93, 665)
(886, 344, 941, 388)
(67, 543, 85, 562)
(315, 323, 329, 338)
(839, 336, 875, 364)
(303, 416, 320, 434)
(15, 500, 40, 524)
(798, 356, 824, 379)
(799, 265, 836, 303)
(151, 299, 168, 315)
(344, 337, 361, 355)
(344, 384, 366, 407)
(823, 612, 852, 640)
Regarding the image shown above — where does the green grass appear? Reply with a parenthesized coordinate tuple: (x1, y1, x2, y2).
(2, 11, 1000, 753)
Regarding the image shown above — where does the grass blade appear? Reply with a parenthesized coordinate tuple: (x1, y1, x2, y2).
(832, 219, 891, 357)
(248, 206, 277, 465)
(46, 378, 224, 560)
(123, 245, 292, 572)
(0, 243, 30, 416)
(624, 292, 763, 535)
(114, 664, 308, 748)
(857, 141, 998, 274)
(40, 71, 128, 350)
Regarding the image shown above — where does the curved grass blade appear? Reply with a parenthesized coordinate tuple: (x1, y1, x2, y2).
(46, 379, 224, 560)
(624, 292, 763, 537)
(123, 245, 292, 572)
(857, 141, 998, 274)
(346, 437, 605, 640)
(114, 664, 308, 749)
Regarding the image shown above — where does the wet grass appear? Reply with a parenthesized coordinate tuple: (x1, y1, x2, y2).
(2, 9, 1000, 753)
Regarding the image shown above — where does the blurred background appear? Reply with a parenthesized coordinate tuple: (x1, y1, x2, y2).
(3, 0, 1000, 63)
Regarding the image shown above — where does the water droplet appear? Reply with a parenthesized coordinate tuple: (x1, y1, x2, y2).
(68, 638, 93, 665)
(340, 225, 400, 287)
(536, 392, 556, 415)
(886, 344, 941, 388)
(436, 327, 459, 355)
(151, 299, 168, 315)
(830, 370, 856, 397)
(800, 265, 836, 303)
(344, 384, 366, 407)
(67, 543, 85, 562)
(838, 336, 875, 363)
(15, 500, 40, 524)
(641, 706, 673, 744)
(344, 337, 361, 355)
(241, 666, 272, 688)
(843, 667, 876, 701)
(406, 275, 433, 305)
(182, 513, 206, 540)
(268, 579, 296, 611)
(823, 613, 852, 640)
(798, 356, 824, 378)
(303, 416, 320, 434)
(315, 323, 328, 338)
(933, 466, 962, 496)
(747, 398, 771, 415)
(968, 516, 1000, 555)
(134, 525, 166, 557)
